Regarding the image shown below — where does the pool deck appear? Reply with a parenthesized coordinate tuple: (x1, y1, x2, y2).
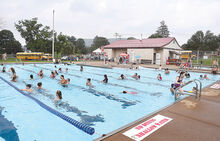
(74, 61, 220, 74)
(95, 80, 220, 141)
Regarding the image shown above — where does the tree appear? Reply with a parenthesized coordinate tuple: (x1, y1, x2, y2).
(148, 33, 163, 38)
(127, 37, 136, 40)
(156, 20, 170, 38)
(90, 36, 109, 52)
(15, 17, 53, 53)
(0, 30, 22, 54)
(148, 21, 170, 38)
(76, 38, 87, 54)
(182, 30, 219, 51)
(56, 33, 75, 56)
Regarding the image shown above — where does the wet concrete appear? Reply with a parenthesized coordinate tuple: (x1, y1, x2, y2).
(97, 81, 220, 141)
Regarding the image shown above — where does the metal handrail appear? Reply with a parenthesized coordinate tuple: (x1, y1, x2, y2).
(174, 79, 202, 101)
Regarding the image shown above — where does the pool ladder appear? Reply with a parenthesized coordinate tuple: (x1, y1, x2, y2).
(174, 79, 202, 101)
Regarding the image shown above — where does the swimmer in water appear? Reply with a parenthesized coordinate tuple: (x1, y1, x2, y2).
(200, 75, 203, 80)
(157, 74, 162, 81)
(20, 84, 33, 92)
(86, 78, 95, 88)
(37, 82, 43, 89)
(9, 67, 16, 78)
(132, 73, 139, 80)
(38, 70, 44, 78)
(30, 74, 33, 80)
(1, 67, 6, 73)
(11, 75, 17, 82)
(119, 74, 126, 80)
(122, 91, 137, 94)
(54, 90, 62, 105)
(60, 75, 66, 84)
(50, 71, 56, 78)
(103, 74, 108, 83)
(66, 78, 70, 85)
(65, 68, 68, 73)
(165, 68, 170, 74)
(80, 66, 83, 72)
(58, 68, 62, 73)
(203, 74, 209, 80)
(54, 70, 58, 75)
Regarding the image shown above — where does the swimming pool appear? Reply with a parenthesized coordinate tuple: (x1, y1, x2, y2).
(0, 64, 219, 141)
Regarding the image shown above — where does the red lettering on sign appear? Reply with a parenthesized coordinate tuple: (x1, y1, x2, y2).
(135, 125, 143, 130)
(142, 119, 156, 127)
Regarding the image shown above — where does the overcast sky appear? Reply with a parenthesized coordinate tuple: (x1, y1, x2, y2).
(1, 0, 220, 45)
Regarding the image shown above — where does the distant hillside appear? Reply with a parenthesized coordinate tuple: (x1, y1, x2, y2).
(83, 38, 126, 47)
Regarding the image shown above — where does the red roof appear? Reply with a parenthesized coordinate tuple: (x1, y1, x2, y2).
(104, 37, 178, 49)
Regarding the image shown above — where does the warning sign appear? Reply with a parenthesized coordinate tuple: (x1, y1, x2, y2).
(123, 115, 172, 141)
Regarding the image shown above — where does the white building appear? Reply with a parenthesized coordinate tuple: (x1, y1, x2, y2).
(103, 37, 182, 65)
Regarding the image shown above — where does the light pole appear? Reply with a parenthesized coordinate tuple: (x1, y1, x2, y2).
(52, 10, 55, 59)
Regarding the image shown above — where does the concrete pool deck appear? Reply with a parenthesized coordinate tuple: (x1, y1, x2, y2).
(95, 81, 220, 141)
(74, 61, 220, 74)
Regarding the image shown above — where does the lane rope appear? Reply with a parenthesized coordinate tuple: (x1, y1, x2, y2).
(0, 76, 95, 135)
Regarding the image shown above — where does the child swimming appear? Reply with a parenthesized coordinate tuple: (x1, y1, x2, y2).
(54, 90, 62, 105)
(20, 84, 33, 92)
(157, 74, 162, 81)
(103, 74, 108, 83)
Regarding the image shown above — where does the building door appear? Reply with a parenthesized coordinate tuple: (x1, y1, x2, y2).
(153, 53, 156, 64)
(156, 53, 161, 65)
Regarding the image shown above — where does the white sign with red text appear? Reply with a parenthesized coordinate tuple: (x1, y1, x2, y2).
(123, 115, 173, 141)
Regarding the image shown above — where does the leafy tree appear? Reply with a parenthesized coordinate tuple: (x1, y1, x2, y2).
(149, 21, 170, 38)
(76, 38, 87, 54)
(15, 17, 52, 53)
(127, 37, 136, 40)
(67, 36, 76, 45)
(56, 33, 75, 56)
(90, 36, 109, 52)
(182, 30, 219, 51)
(0, 30, 22, 54)
(156, 20, 170, 38)
(148, 33, 163, 38)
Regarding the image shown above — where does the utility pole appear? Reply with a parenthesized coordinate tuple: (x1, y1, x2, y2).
(52, 10, 55, 59)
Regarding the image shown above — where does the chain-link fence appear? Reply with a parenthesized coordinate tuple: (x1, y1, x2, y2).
(191, 51, 220, 67)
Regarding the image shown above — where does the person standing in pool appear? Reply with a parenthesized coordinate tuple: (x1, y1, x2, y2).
(11, 75, 17, 82)
(54, 90, 62, 105)
(119, 74, 126, 80)
(58, 68, 62, 73)
(80, 66, 83, 72)
(132, 73, 139, 79)
(86, 78, 95, 87)
(20, 84, 33, 92)
(38, 70, 44, 78)
(1, 67, 6, 73)
(157, 74, 162, 81)
(30, 74, 33, 80)
(103, 74, 108, 83)
(165, 68, 170, 74)
(65, 68, 68, 73)
(9, 67, 16, 78)
(60, 75, 66, 84)
(37, 82, 43, 89)
(50, 71, 56, 78)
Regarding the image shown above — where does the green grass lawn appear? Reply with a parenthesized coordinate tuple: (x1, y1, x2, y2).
(192, 57, 220, 66)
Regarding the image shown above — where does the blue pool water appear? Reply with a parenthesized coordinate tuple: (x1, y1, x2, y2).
(0, 64, 219, 141)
